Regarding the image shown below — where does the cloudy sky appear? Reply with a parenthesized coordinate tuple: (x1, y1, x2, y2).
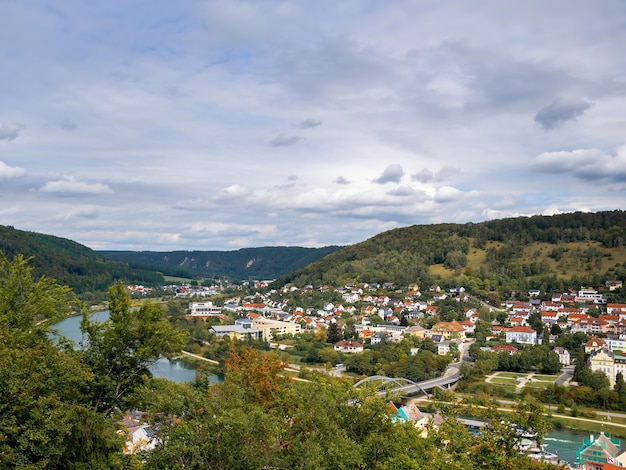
(1, 1, 625, 251)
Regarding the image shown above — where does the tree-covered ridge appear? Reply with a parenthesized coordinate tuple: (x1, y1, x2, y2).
(0, 225, 165, 294)
(99, 245, 343, 280)
(278, 210, 626, 293)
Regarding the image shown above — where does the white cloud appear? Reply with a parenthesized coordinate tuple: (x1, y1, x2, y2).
(38, 177, 113, 195)
(0, 161, 26, 180)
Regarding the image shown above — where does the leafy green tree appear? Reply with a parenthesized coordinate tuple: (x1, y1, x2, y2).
(0, 253, 122, 468)
(81, 282, 185, 416)
(0, 253, 80, 340)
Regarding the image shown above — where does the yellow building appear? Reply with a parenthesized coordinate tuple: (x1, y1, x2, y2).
(252, 318, 301, 341)
(429, 321, 466, 340)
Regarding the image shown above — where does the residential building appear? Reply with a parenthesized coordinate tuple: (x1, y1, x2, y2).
(188, 301, 222, 316)
(553, 347, 571, 366)
(588, 347, 626, 387)
(505, 326, 537, 345)
(210, 325, 263, 341)
(334, 340, 363, 354)
(252, 318, 301, 341)
(575, 433, 621, 468)
(429, 321, 466, 340)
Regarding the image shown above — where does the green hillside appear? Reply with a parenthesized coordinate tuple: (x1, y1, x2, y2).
(0, 225, 164, 294)
(99, 245, 344, 281)
(277, 210, 626, 299)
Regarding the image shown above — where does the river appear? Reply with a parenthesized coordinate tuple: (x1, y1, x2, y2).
(52, 311, 216, 384)
(543, 427, 589, 465)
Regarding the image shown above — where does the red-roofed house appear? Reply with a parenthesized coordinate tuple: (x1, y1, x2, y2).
(334, 340, 363, 353)
(491, 344, 518, 355)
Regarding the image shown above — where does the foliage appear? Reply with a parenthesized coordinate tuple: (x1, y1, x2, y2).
(80, 283, 186, 416)
(144, 348, 561, 470)
(99, 245, 343, 280)
(0, 225, 165, 294)
(0, 254, 123, 468)
(276, 210, 626, 300)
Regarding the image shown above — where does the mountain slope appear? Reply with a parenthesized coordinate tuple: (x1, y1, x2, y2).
(99, 245, 344, 280)
(277, 211, 626, 298)
(0, 225, 163, 294)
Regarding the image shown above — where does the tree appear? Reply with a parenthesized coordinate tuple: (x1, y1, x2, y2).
(80, 282, 185, 416)
(0, 253, 80, 341)
(615, 372, 626, 399)
(0, 253, 122, 468)
(326, 321, 342, 344)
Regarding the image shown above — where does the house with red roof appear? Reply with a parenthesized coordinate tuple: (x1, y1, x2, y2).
(334, 340, 363, 353)
(491, 344, 518, 355)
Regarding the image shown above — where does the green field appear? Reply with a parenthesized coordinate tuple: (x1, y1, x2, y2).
(533, 374, 559, 382)
(490, 377, 519, 385)
(494, 372, 527, 379)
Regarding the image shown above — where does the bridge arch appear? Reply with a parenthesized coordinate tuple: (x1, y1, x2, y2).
(354, 375, 429, 397)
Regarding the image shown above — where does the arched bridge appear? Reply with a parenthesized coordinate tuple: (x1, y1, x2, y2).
(354, 363, 461, 397)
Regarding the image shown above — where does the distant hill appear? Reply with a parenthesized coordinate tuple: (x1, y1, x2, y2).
(0, 225, 164, 295)
(98, 246, 344, 281)
(277, 210, 626, 301)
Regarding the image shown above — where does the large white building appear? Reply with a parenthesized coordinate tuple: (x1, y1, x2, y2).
(188, 302, 222, 316)
(505, 326, 537, 345)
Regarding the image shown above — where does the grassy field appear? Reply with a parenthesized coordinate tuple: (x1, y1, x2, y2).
(488, 371, 558, 390)
(490, 377, 519, 386)
(533, 374, 559, 382)
(496, 372, 527, 379)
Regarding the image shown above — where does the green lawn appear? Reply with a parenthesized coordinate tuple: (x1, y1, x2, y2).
(490, 377, 520, 385)
(525, 381, 552, 389)
(532, 374, 558, 382)
(494, 372, 527, 379)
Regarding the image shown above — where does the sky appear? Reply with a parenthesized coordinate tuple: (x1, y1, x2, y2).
(1, 1, 625, 251)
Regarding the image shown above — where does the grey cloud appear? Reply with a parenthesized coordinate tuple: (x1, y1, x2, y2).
(276, 36, 393, 100)
(373, 164, 404, 184)
(288, 174, 298, 181)
(411, 166, 460, 183)
(530, 148, 626, 183)
(270, 134, 302, 147)
(58, 119, 78, 132)
(0, 122, 25, 141)
(387, 186, 416, 197)
(412, 168, 434, 183)
(298, 118, 322, 129)
(334, 176, 350, 185)
(534, 98, 591, 130)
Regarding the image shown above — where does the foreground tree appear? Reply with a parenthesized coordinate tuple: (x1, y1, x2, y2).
(145, 347, 562, 470)
(0, 253, 122, 468)
(81, 282, 185, 416)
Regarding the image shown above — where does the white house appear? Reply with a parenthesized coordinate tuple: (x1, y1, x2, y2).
(553, 347, 571, 366)
(505, 326, 537, 345)
(334, 340, 363, 353)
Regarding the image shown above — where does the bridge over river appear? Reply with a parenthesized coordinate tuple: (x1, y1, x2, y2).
(354, 362, 462, 397)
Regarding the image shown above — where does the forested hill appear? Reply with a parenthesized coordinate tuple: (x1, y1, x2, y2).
(0, 225, 164, 295)
(277, 210, 626, 299)
(99, 245, 343, 281)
